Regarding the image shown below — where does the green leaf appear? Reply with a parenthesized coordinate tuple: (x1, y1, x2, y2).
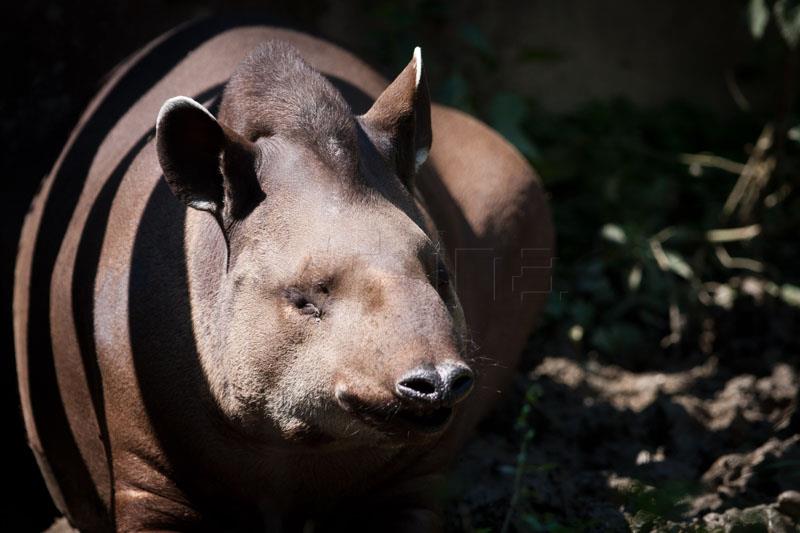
(569, 299, 595, 326)
(775, 0, 800, 47)
(590, 323, 646, 355)
(788, 124, 800, 142)
(521, 513, 545, 530)
(749, 0, 771, 39)
(601, 223, 627, 244)
(779, 284, 800, 307)
(545, 292, 568, 319)
(488, 92, 540, 159)
(568, 324, 584, 342)
(437, 72, 471, 111)
(664, 250, 694, 280)
(574, 264, 615, 303)
(628, 264, 643, 291)
(459, 23, 492, 57)
(497, 464, 517, 476)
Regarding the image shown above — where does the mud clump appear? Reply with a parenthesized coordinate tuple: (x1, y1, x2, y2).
(448, 354, 799, 531)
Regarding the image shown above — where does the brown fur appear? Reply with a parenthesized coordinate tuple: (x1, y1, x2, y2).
(220, 41, 357, 173)
(14, 19, 553, 532)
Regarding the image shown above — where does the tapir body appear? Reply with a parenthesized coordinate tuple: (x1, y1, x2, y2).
(14, 18, 553, 531)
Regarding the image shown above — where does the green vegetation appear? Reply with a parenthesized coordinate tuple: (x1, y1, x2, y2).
(356, 0, 800, 367)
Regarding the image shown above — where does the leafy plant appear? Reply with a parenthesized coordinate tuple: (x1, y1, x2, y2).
(749, 0, 800, 48)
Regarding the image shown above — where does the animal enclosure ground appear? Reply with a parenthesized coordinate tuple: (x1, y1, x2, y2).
(442, 96, 800, 532)
(447, 350, 799, 532)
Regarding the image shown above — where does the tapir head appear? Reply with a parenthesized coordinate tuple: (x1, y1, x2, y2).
(155, 42, 473, 446)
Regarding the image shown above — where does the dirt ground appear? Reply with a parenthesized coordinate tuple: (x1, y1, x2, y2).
(446, 347, 799, 531)
(41, 348, 800, 532)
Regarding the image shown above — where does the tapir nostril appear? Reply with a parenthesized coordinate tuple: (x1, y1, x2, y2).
(400, 377, 437, 395)
(450, 373, 473, 397)
(396, 363, 474, 406)
(440, 364, 474, 404)
(396, 367, 441, 402)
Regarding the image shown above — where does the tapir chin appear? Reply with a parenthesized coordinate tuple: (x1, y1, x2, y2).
(14, 17, 553, 532)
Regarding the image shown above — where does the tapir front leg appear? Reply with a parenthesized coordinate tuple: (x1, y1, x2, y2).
(114, 480, 204, 532)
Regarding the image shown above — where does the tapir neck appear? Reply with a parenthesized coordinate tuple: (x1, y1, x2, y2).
(184, 209, 231, 392)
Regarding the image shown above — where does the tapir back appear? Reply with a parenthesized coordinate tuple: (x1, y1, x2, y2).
(14, 17, 553, 531)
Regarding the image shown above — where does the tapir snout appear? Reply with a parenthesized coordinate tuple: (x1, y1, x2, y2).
(335, 357, 475, 435)
(395, 361, 474, 406)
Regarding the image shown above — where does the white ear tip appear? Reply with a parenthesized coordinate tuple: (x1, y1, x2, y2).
(156, 96, 215, 130)
(413, 47, 423, 87)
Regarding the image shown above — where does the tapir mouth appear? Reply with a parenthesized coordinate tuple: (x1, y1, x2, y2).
(395, 405, 453, 432)
(335, 387, 453, 435)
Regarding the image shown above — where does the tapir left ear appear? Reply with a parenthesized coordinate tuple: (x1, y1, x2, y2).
(156, 96, 264, 228)
(361, 47, 432, 188)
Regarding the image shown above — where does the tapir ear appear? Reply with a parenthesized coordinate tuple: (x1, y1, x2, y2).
(156, 96, 264, 223)
(361, 47, 432, 187)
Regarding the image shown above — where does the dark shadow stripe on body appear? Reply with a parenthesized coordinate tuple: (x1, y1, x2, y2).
(23, 15, 260, 529)
(69, 81, 224, 529)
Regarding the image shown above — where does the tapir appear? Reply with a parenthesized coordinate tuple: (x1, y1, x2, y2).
(14, 16, 553, 532)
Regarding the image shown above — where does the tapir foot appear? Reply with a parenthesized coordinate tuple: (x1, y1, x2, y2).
(44, 517, 78, 533)
(114, 482, 204, 532)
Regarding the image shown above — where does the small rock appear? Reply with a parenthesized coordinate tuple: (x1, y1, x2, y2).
(701, 435, 800, 497)
(686, 492, 723, 516)
(703, 504, 795, 533)
(777, 490, 800, 520)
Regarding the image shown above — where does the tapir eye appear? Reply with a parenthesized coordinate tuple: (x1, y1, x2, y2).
(430, 259, 451, 296)
(284, 287, 322, 318)
(297, 301, 320, 316)
(436, 261, 451, 288)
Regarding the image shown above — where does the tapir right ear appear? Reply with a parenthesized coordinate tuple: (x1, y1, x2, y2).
(361, 47, 432, 188)
(156, 96, 264, 223)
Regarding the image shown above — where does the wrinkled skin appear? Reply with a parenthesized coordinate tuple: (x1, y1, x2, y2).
(14, 18, 553, 532)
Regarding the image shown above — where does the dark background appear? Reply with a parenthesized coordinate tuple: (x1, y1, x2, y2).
(2, 1, 798, 531)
